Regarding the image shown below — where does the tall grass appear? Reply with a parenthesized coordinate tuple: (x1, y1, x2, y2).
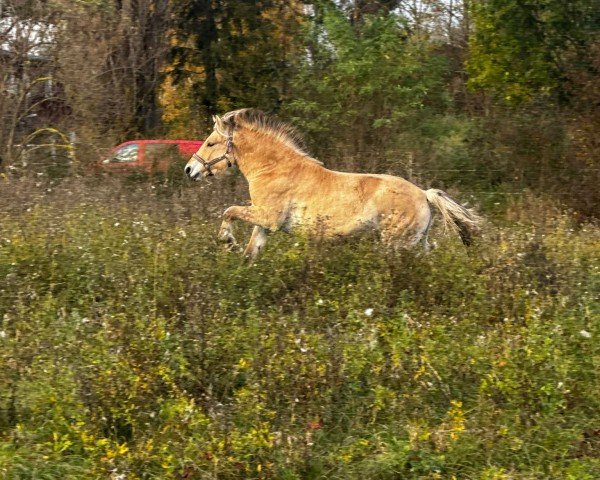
(0, 178, 598, 479)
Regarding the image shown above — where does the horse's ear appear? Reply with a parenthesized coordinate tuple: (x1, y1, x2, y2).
(213, 115, 224, 131)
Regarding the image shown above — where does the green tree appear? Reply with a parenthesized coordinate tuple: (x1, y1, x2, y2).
(467, 0, 600, 104)
(285, 4, 447, 166)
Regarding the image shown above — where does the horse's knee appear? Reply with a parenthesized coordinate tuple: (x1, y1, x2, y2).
(222, 206, 240, 220)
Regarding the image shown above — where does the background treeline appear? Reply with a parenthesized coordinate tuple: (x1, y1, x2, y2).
(1, 0, 598, 216)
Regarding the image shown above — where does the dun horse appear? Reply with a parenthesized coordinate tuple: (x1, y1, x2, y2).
(185, 109, 480, 260)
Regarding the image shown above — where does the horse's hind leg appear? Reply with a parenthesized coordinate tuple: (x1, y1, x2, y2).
(243, 226, 268, 261)
(418, 215, 434, 253)
(380, 228, 421, 251)
(379, 207, 432, 252)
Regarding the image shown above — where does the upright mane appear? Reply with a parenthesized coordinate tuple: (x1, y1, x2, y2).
(221, 108, 321, 164)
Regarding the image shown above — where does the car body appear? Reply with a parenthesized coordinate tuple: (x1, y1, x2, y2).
(100, 139, 203, 173)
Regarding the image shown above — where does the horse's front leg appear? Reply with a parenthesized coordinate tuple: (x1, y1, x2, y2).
(217, 215, 238, 249)
(243, 225, 269, 261)
(219, 205, 279, 257)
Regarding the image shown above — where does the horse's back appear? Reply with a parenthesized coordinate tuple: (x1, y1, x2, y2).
(330, 170, 428, 212)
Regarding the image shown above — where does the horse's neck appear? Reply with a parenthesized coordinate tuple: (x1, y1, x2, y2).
(235, 132, 306, 182)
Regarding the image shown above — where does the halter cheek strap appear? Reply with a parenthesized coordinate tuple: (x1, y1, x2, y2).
(192, 130, 235, 176)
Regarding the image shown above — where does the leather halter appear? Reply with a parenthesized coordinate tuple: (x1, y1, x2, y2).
(191, 128, 234, 176)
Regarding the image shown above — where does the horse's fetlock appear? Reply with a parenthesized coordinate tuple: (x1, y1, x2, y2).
(218, 227, 236, 244)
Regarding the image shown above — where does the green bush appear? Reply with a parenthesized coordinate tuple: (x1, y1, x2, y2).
(0, 181, 598, 479)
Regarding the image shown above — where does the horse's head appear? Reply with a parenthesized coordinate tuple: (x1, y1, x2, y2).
(185, 115, 235, 180)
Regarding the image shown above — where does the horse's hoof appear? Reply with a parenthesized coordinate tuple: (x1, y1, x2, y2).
(224, 242, 240, 253)
(242, 254, 257, 265)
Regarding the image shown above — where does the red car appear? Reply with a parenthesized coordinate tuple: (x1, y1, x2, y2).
(100, 139, 203, 173)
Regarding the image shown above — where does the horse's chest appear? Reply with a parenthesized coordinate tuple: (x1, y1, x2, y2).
(281, 207, 304, 232)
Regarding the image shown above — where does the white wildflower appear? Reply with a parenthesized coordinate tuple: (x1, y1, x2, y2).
(579, 330, 592, 339)
(0, 330, 6, 339)
(364, 308, 374, 317)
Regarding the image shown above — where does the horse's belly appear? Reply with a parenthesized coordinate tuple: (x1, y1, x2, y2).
(285, 204, 378, 237)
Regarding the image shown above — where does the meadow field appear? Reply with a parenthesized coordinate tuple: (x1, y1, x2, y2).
(0, 177, 598, 479)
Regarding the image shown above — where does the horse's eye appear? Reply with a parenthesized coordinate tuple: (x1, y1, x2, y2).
(207, 142, 215, 147)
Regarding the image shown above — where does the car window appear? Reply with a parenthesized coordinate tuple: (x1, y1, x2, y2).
(110, 144, 139, 163)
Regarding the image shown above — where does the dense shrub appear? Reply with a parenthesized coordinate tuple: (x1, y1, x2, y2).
(0, 179, 598, 479)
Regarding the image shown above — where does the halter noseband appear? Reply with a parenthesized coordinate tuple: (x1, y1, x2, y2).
(192, 127, 235, 176)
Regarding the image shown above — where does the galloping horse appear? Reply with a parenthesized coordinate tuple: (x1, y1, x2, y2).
(185, 109, 480, 260)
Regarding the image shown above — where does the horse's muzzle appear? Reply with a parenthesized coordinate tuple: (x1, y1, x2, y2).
(185, 161, 208, 180)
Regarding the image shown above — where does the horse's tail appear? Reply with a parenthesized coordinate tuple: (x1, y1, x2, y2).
(424, 189, 481, 246)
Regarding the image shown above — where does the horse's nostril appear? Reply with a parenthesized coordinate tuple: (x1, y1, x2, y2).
(185, 165, 192, 175)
